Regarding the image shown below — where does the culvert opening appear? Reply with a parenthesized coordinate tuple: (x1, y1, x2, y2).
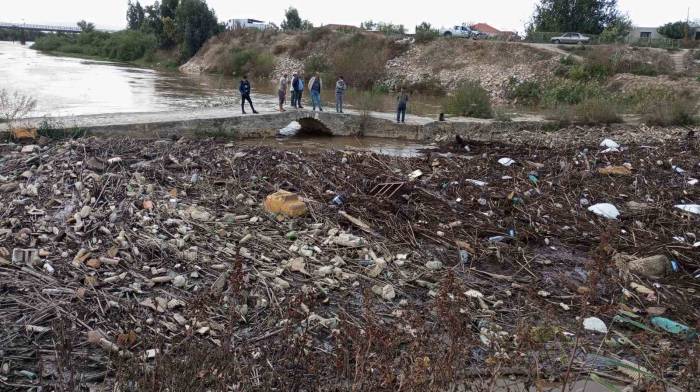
(278, 118, 332, 137)
(297, 118, 332, 137)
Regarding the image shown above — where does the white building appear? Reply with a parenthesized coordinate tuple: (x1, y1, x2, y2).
(226, 18, 274, 31)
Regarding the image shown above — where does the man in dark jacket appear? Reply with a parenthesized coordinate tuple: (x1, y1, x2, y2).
(291, 73, 300, 108)
(239, 75, 258, 114)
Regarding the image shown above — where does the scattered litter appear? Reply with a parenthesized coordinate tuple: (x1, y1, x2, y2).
(600, 139, 620, 149)
(466, 179, 488, 187)
(498, 158, 515, 167)
(408, 170, 423, 181)
(264, 190, 308, 218)
(587, 203, 620, 220)
(651, 317, 698, 339)
(675, 204, 700, 215)
(583, 317, 608, 334)
(278, 121, 301, 136)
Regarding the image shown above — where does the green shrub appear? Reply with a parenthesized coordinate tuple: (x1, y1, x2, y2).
(542, 80, 603, 106)
(559, 55, 577, 66)
(331, 33, 389, 88)
(304, 54, 330, 75)
(505, 78, 543, 106)
(222, 48, 274, 77)
(442, 80, 493, 119)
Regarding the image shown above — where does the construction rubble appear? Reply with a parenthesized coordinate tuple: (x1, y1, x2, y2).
(0, 134, 698, 390)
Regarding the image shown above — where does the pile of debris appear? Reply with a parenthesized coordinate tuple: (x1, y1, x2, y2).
(0, 134, 698, 390)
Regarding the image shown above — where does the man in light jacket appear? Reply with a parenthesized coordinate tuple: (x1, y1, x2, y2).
(335, 76, 346, 113)
(278, 74, 288, 112)
(309, 73, 323, 112)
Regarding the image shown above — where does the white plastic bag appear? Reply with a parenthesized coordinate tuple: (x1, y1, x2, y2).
(588, 203, 620, 220)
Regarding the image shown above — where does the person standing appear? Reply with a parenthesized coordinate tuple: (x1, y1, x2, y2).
(396, 89, 409, 123)
(309, 73, 323, 112)
(239, 75, 258, 114)
(297, 74, 305, 109)
(278, 73, 288, 112)
(335, 76, 346, 113)
(291, 72, 300, 108)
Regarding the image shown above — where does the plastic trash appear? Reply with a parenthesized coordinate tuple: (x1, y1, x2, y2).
(583, 317, 608, 334)
(498, 158, 515, 167)
(675, 204, 700, 215)
(587, 203, 620, 220)
(672, 165, 685, 174)
(689, 179, 698, 186)
(466, 179, 487, 187)
(408, 170, 423, 181)
(651, 317, 698, 340)
(600, 139, 620, 149)
(332, 195, 345, 206)
(459, 250, 470, 264)
(279, 121, 302, 136)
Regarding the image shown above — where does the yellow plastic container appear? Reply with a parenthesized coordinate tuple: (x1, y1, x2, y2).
(263, 190, 308, 218)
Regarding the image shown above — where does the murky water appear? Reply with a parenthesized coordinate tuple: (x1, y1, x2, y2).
(0, 41, 444, 118)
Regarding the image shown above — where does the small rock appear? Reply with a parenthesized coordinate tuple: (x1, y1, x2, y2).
(86, 258, 101, 269)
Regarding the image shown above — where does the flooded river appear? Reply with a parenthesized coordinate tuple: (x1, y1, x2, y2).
(0, 41, 443, 118)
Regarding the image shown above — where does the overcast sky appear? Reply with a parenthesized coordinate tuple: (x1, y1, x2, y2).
(2, 0, 697, 32)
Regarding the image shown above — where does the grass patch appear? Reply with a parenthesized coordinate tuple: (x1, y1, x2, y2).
(442, 80, 493, 119)
(37, 118, 87, 139)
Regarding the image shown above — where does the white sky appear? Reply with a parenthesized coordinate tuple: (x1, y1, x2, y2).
(1, 0, 696, 32)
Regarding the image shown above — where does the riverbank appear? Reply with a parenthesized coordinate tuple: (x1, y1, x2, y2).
(0, 133, 698, 390)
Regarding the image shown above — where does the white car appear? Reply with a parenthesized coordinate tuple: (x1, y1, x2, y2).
(550, 32, 590, 44)
(440, 25, 476, 38)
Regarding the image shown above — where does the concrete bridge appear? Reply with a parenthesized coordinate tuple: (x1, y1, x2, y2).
(1, 107, 549, 142)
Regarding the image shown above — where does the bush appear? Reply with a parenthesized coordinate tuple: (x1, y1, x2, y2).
(442, 80, 493, 119)
(304, 54, 330, 75)
(505, 78, 543, 106)
(639, 97, 698, 126)
(572, 98, 622, 124)
(331, 33, 389, 89)
(32, 30, 157, 62)
(541, 80, 603, 106)
(222, 48, 274, 77)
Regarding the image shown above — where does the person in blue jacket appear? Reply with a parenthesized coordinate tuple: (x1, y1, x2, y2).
(239, 75, 258, 114)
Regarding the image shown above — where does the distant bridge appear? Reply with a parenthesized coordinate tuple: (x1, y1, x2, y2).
(0, 22, 81, 34)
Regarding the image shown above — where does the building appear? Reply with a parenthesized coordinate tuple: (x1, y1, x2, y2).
(470, 23, 518, 39)
(628, 25, 700, 41)
(628, 27, 664, 40)
(226, 19, 274, 31)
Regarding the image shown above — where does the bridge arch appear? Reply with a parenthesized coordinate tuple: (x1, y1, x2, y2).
(296, 116, 332, 136)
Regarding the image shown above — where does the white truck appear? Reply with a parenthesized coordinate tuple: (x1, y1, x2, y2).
(440, 24, 476, 38)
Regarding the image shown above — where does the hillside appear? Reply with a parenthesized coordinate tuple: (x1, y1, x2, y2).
(180, 27, 559, 100)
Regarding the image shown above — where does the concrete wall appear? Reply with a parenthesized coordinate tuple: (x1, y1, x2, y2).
(628, 27, 663, 40)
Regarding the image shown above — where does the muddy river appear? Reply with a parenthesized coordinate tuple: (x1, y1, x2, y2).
(0, 41, 443, 118)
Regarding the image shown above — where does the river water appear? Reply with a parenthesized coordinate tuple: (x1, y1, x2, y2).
(0, 41, 443, 118)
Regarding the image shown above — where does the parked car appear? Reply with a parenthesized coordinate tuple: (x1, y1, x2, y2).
(440, 25, 476, 38)
(550, 32, 590, 44)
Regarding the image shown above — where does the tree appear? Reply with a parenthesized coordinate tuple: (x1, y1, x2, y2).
(599, 15, 632, 43)
(361, 20, 376, 31)
(415, 22, 439, 43)
(529, 0, 626, 35)
(281, 7, 302, 30)
(127, 0, 146, 30)
(160, 0, 179, 19)
(658, 21, 689, 39)
(175, 0, 218, 60)
(77, 20, 95, 33)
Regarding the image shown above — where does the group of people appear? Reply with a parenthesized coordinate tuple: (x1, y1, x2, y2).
(238, 74, 410, 123)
